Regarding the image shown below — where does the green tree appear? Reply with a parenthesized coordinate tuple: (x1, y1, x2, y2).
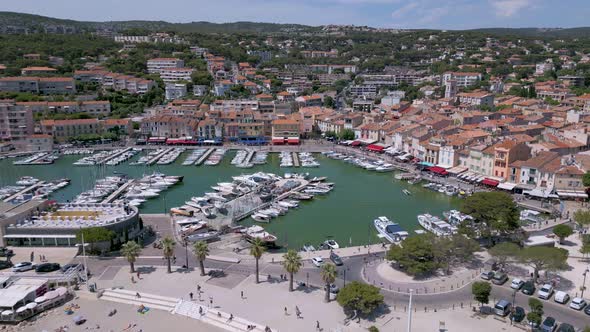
(121, 241, 142, 273)
(461, 192, 520, 245)
(519, 247, 568, 283)
(321, 263, 338, 303)
(249, 238, 266, 284)
(368, 326, 379, 332)
(580, 235, 590, 258)
(386, 234, 438, 276)
(574, 210, 590, 232)
(528, 298, 544, 316)
(488, 242, 520, 269)
(193, 241, 209, 276)
(282, 250, 302, 292)
(526, 312, 542, 328)
(161, 237, 175, 274)
(583, 171, 590, 187)
(553, 224, 573, 244)
(338, 129, 356, 141)
(76, 227, 116, 251)
(435, 234, 480, 274)
(323, 95, 335, 108)
(336, 281, 384, 316)
(471, 281, 491, 307)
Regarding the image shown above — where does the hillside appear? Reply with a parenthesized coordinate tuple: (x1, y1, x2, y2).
(468, 27, 590, 38)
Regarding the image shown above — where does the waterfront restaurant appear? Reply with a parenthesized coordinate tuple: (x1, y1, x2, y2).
(1, 202, 140, 247)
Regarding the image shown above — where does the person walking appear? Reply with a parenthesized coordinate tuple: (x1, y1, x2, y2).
(284, 307, 288, 315)
(240, 290, 244, 299)
(189, 292, 193, 301)
(30, 251, 34, 262)
(316, 321, 320, 331)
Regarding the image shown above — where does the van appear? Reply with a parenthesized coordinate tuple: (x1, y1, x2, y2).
(554, 291, 570, 304)
(494, 300, 512, 317)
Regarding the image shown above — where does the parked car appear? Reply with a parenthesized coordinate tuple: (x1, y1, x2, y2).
(494, 300, 512, 317)
(538, 284, 554, 300)
(0, 247, 13, 257)
(0, 260, 13, 270)
(553, 291, 569, 304)
(492, 272, 508, 285)
(569, 297, 586, 310)
(522, 281, 536, 295)
(12, 262, 34, 272)
(311, 257, 324, 267)
(329, 252, 343, 266)
(61, 263, 84, 273)
(510, 306, 525, 323)
(584, 304, 590, 315)
(540, 317, 557, 332)
(555, 323, 575, 332)
(35, 263, 60, 273)
(510, 278, 525, 290)
(324, 283, 339, 294)
(480, 271, 494, 280)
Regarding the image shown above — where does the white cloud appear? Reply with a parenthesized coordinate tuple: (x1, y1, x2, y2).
(490, 0, 532, 17)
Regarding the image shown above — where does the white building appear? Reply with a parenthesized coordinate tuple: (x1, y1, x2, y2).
(535, 62, 555, 76)
(147, 58, 185, 74)
(159, 68, 194, 83)
(165, 83, 188, 100)
(442, 72, 482, 88)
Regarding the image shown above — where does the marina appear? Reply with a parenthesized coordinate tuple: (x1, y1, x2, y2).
(12, 152, 59, 165)
(0, 150, 459, 250)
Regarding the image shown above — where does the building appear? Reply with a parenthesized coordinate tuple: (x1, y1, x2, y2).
(140, 114, 199, 138)
(300, 49, 338, 58)
(20, 67, 57, 76)
(442, 72, 482, 88)
(492, 140, 531, 181)
(0, 77, 76, 94)
(165, 83, 188, 100)
(444, 79, 457, 99)
(535, 62, 554, 76)
(114, 35, 151, 43)
(296, 95, 322, 107)
(102, 118, 133, 136)
(349, 85, 378, 98)
(159, 68, 194, 82)
(271, 119, 300, 144)
(0, 101, 35, 143)
(40, 118, 102, 142)
(352, 100, 373, 112)
(558, 75, 585, 87)
(147, 58, 184, 74)
(457, 91, 494, 108)
(24, 134, 53, 152)
(193, 85, 209, 97)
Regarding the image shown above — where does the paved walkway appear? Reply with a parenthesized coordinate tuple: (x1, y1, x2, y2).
(262, 243, 388, 263)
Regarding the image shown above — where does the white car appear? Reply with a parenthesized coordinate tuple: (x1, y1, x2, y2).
(569, 297, 587, 310)
(537, 284, 554, 300)
(12, 262, 34, 272)
(510, 278, 524, 290)
(311, 257, 324, 267)
(554, 291, 569, 304)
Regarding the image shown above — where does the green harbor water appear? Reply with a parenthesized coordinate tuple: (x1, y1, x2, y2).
(0, 151, 460, 250)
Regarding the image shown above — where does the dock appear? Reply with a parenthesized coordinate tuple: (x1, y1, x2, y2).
(245, 150, 255, 164)
(3, 182, 45, 203)
(292, 152, 300, 167)
(146, 148, 173, 166)
(100, 147, 132, 165)
(195, 148, 215, 166)
(102, 179, 135, 203)
(517, 201, 556, 214)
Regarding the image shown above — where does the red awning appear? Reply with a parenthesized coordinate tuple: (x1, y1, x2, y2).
(272, 138, 285, 145)
(367, 144, 384, 152)
(427, 166, 448, 175)
(351, 141, 361, 146)
(287, 138, 300, 145)
(482, 178, 500, 187)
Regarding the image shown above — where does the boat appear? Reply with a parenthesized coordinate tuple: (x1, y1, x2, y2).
(251, 213, 271, 223)
(375, 164, 395, 172)
(180, 221, 208, 236)
(176, 218, 204, 226)
(16, 176, 39, 186)
(408, 176, 422, 185)
(417, 213, 457, 236)
(170, 207, 193, 217)
(322, 239, 339, 250)
(302, 244, 316, 252)
(373, 216, 409, 243)
(442, 210, 473, 225)
(402, 189, 412, 195)
(186, 231, 219, 243)
(244, 225, 277, 245)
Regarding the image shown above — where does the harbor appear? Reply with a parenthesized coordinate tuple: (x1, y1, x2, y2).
(0, 150, 459, 250)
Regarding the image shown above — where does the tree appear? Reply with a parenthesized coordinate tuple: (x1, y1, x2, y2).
(161, 237, 175, 274)
(574, 210, 590, 232)
(471, 281, 491, 307)
(321, 263, 337, 303)
(249, 238, 265, 284)
(528, 298, 543, 316)
(336, 281, 384, 316)
(461, 192, 520, 245)
(580, 235, 590, 258)
(323, 95, 334, 108)
(583, 171, 590, 187)
(386, 234, 438, 276)
(518, 247, 568, 283)
(526, 312, 542, 328)
(553, 224, 573, 244)
(488, 242, 520, 269)
(282, 250, 302, 292)
(338, 129, 356, 141)
(121, 241, 141, 273)
(193, 241, 209, 276)
(435, 234, 479, 274)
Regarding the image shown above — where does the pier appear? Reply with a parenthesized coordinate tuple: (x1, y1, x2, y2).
(517, 201, 556, 214)
(244, 150, 255, 164)
(195, 148, 215, 166)
(102, 179, 135, 203)
(146, 148, 173, 166)
(3, 182, 45, 203)
(292, 152, 300, 167)
(100, 147, 133, 165)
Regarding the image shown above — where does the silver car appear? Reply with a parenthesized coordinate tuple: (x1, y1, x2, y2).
(12, 262, 34, 272)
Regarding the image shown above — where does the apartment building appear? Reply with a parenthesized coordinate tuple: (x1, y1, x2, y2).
(300, 49, 338, 58)
(442, 72, 482, 88)
(159, 68, 194, 82)
(147, 58, 185, 74)
(0, 100, 34, 142)
(492, 140, 531, 180)
(21, 66, 57, 75)
(0, 77, 76, 94)
(24, 134, 53, 152)
(272, 119, 300, 138)
(349, 85, 378, 98)
(197, 119, 223, 140)
(457, 91, 494, 108)
(458, 144, 495, 176)
(40, 118, 102, 141)
(15, 101, 111, 116)
(140, 114, 199, 138)
(165, 83, 188, 100)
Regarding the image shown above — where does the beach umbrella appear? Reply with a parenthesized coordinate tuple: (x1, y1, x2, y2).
(34, 296, 47, 303)
(15, 307, 28, 314)
(1, 310, 13, 316)
(56, 287, 67, 296)
(44, 291, 58, 300)
(25, 303, 37, 310)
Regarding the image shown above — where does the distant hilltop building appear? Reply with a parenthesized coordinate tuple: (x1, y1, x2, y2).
(113, 32, 187, 44)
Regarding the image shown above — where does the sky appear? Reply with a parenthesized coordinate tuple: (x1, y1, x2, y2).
(2, 0, 590, 30)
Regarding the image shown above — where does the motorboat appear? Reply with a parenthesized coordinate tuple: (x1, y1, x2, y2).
(417, 213, 457, 236)
(243, 225, 277, 246)
(302, 244, 316, 252)
(251, 213, 271, 223)
(322, 239, 339, 250)
(170, 207, 193, 217)
(375, 164, 395, 172)
(186, 231, 219, 243)
(176, 218, 204, 226)
(16, 176, 39, 186)
(373, 216, 409, 243)
(443, 210, 473, 225)
(402, 189, 412, 195)
(180, 221, 208, 236)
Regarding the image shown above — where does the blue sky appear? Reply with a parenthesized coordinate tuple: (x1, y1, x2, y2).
(2, 0, 589, 29)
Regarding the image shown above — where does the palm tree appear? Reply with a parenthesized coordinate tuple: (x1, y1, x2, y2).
(249, 238, 266, 284)
(121, 241, 142, 273)
(282, 250, 302, 292)
(320, 263, 337, 303)
(193, 241, 209, 276)
(161, 237, 175, 274)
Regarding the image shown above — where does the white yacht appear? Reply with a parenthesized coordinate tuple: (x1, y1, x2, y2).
(373, 216, 409, 243)
(417, 213, 457, 236)
(243, 225, 277, 245)
(322, 239, 340, 250)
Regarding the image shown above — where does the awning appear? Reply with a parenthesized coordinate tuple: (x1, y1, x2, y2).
(419, 161, 434, 167)
(557, 190, 588, 198)
(482, 178, 499, 187)
(287, 137, 300, 145)
(272, 138, 285, 145)
(523, 188, 557, 198)
(357, 138, 377, 145)
(367, 144, 385, 152)
(427, 166, 448, 175)
(497, 182, 517, 190)
(3, 234, 76, 239)
(447, 166, 468, 175)
(351, 141, 361, 146)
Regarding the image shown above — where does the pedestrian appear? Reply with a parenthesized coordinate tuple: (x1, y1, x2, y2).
(240, 290, 244, 299)
(131, 276, 135, 283)
(228, 314, 234, 322)
(30, 251, 34, 262)
(210, 298, 213, 308)
(137, 271, 140, 279)
(198, 306, 203, 315)
(316, 321, 320, 331)
(135, 292, 141, 299)
(189, 292, 193, 301)
(284, 307, 288, 315)
(197, 284, 201, 292)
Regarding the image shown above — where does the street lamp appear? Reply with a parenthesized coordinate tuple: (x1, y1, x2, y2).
(184, 240, 189, 269)
(582, 268, 589, 298)
(407, 289, 413, 332)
